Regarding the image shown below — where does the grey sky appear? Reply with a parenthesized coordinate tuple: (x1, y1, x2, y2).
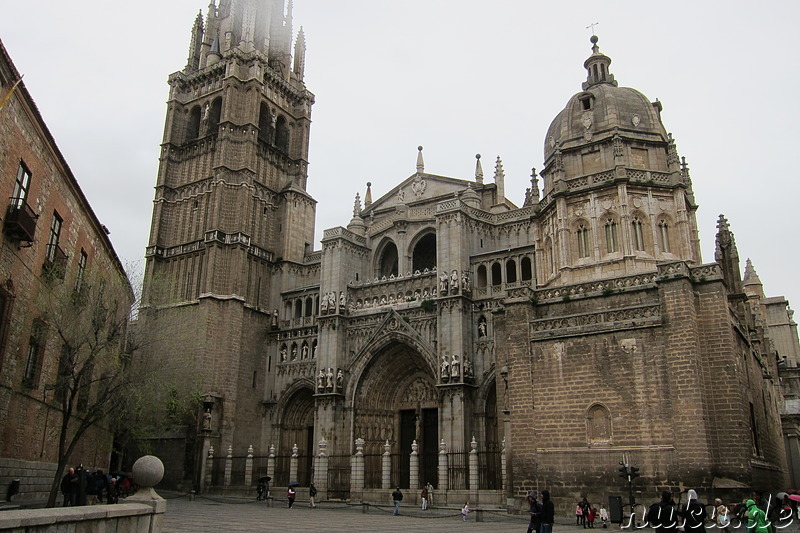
(2, 0, 798, 310)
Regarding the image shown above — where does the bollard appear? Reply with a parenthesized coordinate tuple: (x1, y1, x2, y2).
(189, 490, 196, 502)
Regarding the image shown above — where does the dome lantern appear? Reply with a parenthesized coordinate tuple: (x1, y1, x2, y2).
(582, 35, 617, 90)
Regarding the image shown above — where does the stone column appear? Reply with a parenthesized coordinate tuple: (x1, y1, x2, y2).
(245, 445, 254, 487)
(351, 438, 364, 498)
(409, 440, 419, 492)
(316, 438, 329, 500)
(438, 439, 449, 492)
(469, 436, 479, 496)
(381, 440, 392, 490)
(205, 445, 214, 488)
(267, 444, 276, 483)
(289, 443, 299, 484)
(224, 445, 233, 486)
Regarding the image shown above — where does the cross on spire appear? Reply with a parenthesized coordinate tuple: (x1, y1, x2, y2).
(586, 22, 599, 35)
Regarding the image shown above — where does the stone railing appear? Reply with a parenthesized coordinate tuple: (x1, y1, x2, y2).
(322, 226, 367, 245)
(0, 504, 164, 533)
(535, 272, 659, 302)
(348, 271, 439, 311)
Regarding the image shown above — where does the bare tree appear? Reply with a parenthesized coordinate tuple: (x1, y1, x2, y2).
(39, 267, 134, 507)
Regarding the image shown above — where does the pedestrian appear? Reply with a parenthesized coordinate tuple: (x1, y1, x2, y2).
(287, 485, 296, 508)
(425, 481, 434, 507)
(678, 489, 706, 533)
(600, 504, 609, 528)
(60, 467, 78, 507)
(581, 498, 590, 528)
(714, 498, 731, 533)
(309, 482, 317, 508)
(106, 477, 118, 504)
(461, 501, 470, 521)
(648, 491, 677, 533)
(541, 490, 555, 533)
(587, 507, 597, 528)
(421, 485, 428, 510)
(745, 499, 771, 533)
(527, 491, 543, 533)
(392, 486, 403, 515)
(576, 502, 584, 526)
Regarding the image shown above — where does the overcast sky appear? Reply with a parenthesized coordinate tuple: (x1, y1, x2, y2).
(2, 0, 799, 311)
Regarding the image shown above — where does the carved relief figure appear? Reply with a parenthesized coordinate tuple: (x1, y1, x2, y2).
(451, 270, 459, 293)
(326, 368, 334, 391)
(441, 356, 449, 379)
(478, 316, 487, 338)
(301, 344, 309, 359)
(291, 345, 297, 361)
(280, 345, 288, 362)
(202, 408, 212, 431)
(439, 273, 449, 295)
(271, 309, 278, 328)
(462, 271, 470, 292)
(320, 292, 330, 314)
(336, 369, 344, 391)
(463, 358, 474, 379)
(339, 291, 346, 311)
(317, 370, 326, 392)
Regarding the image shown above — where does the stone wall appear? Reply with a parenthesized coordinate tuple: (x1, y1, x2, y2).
(0, 502, 164, 532)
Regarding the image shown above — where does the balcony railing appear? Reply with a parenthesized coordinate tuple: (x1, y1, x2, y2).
(4, 198, 37, 242)
(42, 244, 68, 280)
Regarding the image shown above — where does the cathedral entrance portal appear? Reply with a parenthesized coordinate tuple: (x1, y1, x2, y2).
(352, 340, 438, 488)
(279, 386, 315, 486)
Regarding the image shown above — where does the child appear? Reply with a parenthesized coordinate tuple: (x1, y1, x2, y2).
(587, 507, 597, 528)
(600, 504, 609, 528)
(461, 501, 470, 521)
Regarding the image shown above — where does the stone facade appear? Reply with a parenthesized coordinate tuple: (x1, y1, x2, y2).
(137, 2, 791, 511)
(0, 41, 134, 504)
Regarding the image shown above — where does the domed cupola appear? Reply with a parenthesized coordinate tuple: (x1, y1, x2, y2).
(541, 36, 675, 197)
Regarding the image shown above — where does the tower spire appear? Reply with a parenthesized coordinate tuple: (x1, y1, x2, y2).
(474, 154, 483, 184)
(494, 156, 505, 202)
(186, 10, 205, 71)
(715, 214, 743, 294)
(416, 146, 425, 174)
(293, 27, 306, 81)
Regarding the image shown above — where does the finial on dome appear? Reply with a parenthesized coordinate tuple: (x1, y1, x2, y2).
(416, 146, 425, 174)
(582, 32, 616, 90)
(475, 153, 484, 184)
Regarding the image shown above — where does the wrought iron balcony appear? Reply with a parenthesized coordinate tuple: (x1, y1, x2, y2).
(4, 198, 37, 243)
(42, 244, 68, 280)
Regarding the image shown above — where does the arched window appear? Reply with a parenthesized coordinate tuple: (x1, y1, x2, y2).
(521, 257, 533, 281)
(576, 222, 591, 258)
(258, 102, 274, 143)
(658, 219, 671, 253)
(491, 263, 502, 286)
(587, 404, 611, 443)
(412, 233, 436, 272)
(284, 301, 292, 320)
(275, 116, 290, 152)
(304, 297, 313, 317)
(506, 260, 517, 283)
(477, 265, 487, 288)
(208, 97, 222, 135)
(293, 299, 302, 319)
(631, 216, 645, 251)
(187, 106, 202, 142)
(378, 241, 399, 278)
(604, 218, 619, 254)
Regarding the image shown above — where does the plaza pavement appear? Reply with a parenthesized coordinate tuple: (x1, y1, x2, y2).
(160, 492, 587, 533)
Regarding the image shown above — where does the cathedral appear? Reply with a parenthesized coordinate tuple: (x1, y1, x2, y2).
(137, 0, 790, 510)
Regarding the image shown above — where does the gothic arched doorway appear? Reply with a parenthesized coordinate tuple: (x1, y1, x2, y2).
(352, 340, 438, 488)
(279, 386, 315, 486)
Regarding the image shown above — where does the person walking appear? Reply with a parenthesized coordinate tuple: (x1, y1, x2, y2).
(287, 485, 296, 508)
(587, 507, 597, 528)
(647, 490, 677, 533)
(745, 499, 771, 533)
(527, 491, 543, 533)
(60, 467, 78, 507)
(541, 490, 555, 533)
(421, 485, 428, 510)
(576, 503, 584, 526)
(600, 504, 609, 528)
(714, 498, 731, 533)
(679, 489, 707, 533)
(461, 501, 470, 521)
(392, 487, 403, 516)
(309, 482, 317, 508)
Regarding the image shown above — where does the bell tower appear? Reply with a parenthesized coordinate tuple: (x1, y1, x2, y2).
(139, 0, 315, 463)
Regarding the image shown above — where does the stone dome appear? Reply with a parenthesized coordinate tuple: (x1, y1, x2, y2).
(544, 37, 668, 164)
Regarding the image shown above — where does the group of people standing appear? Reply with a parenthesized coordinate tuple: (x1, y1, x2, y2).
(60, 465, 124, 507)
(527, 490, 555, 533)
(575, 498, 607, 529)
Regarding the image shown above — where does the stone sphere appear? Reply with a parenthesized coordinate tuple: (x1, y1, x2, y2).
(132, 455, 165, 488)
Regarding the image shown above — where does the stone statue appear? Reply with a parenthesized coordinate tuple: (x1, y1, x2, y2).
(326, 368, 334, 391)
(451, 269, 459, 293)
(291, 345, 297, 361)
(317, 370, 326, 392)
(440, 356, 449, 379)
(312, 342, 317, 359)
(478, 317, 487, 338)
(302, 344, 309, 359)
(271, 309, 278, 328)
(439, 273, 448, 295)
(336, 369, 344, 390)
(462, 271, 470, 292)
(450, 354, 460, 379)
(320, 292, 329, 313)
(463, 358, 474, 379)
(202, 408, 212, 431)
(339, 291, 346, 311)
(280, 346, 287, 362)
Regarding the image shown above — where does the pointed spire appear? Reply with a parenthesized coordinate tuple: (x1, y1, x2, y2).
(530, 168, 540, 202)
(715, 214, 743, 294)
(293, 27, 306, 81)
(187, 10, 205, 70)
(743, 259, 765, 299)
(416, 146, 425, 174)
(582, 35, 617, 90)
(474, 154, 484, 184)
(353, 192, 362, 216)
(364, 182, 372, 207)
(494, 156, 505, 203)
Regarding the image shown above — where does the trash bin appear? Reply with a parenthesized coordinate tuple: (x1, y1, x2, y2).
(609, 495, 622, 523)
(7, 479, 20, 502)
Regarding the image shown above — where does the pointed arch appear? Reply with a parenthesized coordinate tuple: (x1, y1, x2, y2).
(409, 230, 437, 272)
(375, 237, 399, 278)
